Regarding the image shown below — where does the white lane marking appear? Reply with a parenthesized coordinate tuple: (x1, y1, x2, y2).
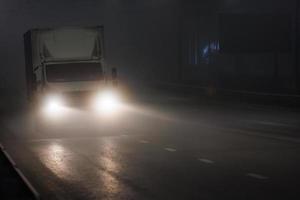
(1, 145, 41, 199)
(198, 158, 214, 164)
(246, 173, 269, 180)
(164, 148, 177, 152)
(139, 140, 149, 144)
(15, 168, 41, 200)
(3, 150, 17, 167)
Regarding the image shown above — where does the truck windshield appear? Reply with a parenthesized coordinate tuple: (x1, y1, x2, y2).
(46, 63, 102, 82)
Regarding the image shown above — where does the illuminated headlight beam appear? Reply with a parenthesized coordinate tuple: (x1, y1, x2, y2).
(43, 95, 64, 116)
(95, 91, 120, 113)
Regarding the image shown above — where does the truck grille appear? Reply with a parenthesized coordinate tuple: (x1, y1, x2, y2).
(62, 91, 94, 107)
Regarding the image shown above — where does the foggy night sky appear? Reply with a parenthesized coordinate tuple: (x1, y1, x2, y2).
(0, 0, 297, 97)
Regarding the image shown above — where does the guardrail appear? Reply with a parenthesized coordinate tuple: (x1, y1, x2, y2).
(147, 81, 300, 108)
(0, 143, 40, 200)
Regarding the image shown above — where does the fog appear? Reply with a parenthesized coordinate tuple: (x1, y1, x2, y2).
(0, 0, 299, 100)
(0, 0, 180, 96)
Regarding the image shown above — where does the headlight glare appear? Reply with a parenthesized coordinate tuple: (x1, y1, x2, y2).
(95, 90, 120, 113)
(43, 95, 64, 115)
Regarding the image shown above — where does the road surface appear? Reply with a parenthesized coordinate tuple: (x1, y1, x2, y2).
(1, 87, 300, 200)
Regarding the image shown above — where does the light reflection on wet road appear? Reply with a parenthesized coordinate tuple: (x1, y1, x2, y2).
(2, 99, 300, 200)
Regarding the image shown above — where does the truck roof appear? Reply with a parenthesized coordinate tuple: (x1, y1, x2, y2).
(24, 26, 104, 66)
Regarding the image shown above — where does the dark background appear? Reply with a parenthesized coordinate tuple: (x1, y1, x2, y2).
(0, 0, 299, 99)
(219, 14, 292, 53)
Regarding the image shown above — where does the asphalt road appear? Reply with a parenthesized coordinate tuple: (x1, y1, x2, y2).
(1, 89, 300, 200)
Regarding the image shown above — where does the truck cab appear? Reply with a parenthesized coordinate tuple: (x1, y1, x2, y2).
(24, 26, 119, 115)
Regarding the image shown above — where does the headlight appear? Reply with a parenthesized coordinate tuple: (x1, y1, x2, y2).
(94, 90, 120, 113)
(42, 95, 64, 115)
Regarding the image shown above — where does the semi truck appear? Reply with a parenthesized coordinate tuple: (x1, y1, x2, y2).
(24, 26, 120, 116)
